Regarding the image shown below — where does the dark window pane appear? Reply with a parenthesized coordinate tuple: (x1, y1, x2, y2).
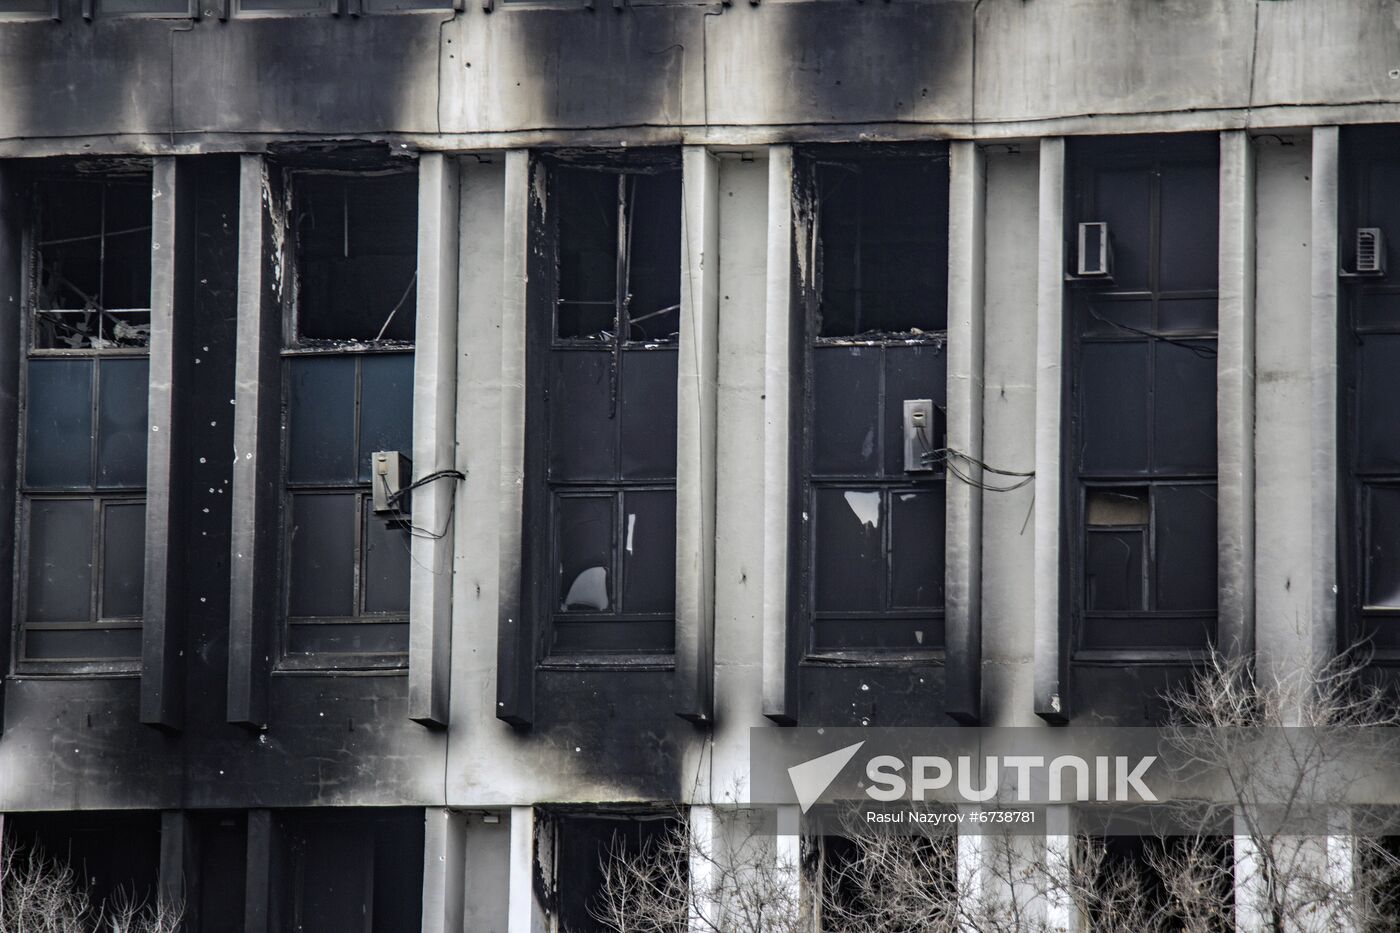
(26, 358, 94, 489)
(1084, 529, 1145, 611)
(28, 498, 93, 623)
(25, 627, 142, 661)
(1356, 291, 1400, 331)
(288, 493, 356, 618)
(363, 501, 410, 614)
(626, 172, 682, 342)
(817, 158, 947, 336)
(551, 620, 674, 654)
(1157, 298, 1218, 335)
(883, 344, 946, 477)
(620, 489, 675, 614)
(812, 346, 880, 476)
(1080, 298, 1152, 338)
(557, 168, 619, 339)
(1079, 341, 1150, 474)
(812, 618, 945, 652)
(1152, 340, 1217, 474)
(1154, 484, 1218, 612)
(289, 821, 374, 933)
(1091, 168, 1152, 292)
(556, 494, 614, 612)
(286, 622, 408, 655)
(287, 356, 356, 484)
(296, 173, 418, 343)
(97, 358, 149, 488)
(101, 501, 145, 619)
(1358, 334, 1400, 472)
(813, 487, 883, 612)
(619, 350, 677, 480)
(548, 351, 616, 481)
(1367, 485, 1400, 609)
(889, 489, 944, 609)
(358, 353, 414, 483)
(1158, 160, 1219, 293)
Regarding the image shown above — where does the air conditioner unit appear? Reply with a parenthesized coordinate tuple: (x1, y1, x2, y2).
(1076, 222, 1113, 278)
(1357, 227, 1386, 276)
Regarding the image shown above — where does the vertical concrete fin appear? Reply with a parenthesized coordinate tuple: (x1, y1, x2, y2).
(495, 150, 535, 727)
(227, 154, 276, 729)
(409, 153, 461, 728)
(507, 806, 547, 933)
(676, 146, 720, 724)
(421, 808, 467, 933)
(1033, 138, 1069, 724)
(945, 140, 987, 725)
(1309, 127, 1340, 671)
(142, 156, 186, 730)
(761, 146, 798, 725)
(245, 809, 277, 933)
(0, 165, 19, 737)
(1217, 130, 1257, 660)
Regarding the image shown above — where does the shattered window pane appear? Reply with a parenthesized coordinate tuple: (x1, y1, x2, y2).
(33, 174, 152, 350)
(816, 155, 948, 337)
(294, 172, 418, 344)
(556, 494, 614, 613)
(553, 163, 681, 343)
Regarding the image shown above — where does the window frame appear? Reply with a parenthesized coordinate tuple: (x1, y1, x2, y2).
(12, 167, 155, 676)
(273, 164, 419, 673)
(1064, 135, 1221, 662)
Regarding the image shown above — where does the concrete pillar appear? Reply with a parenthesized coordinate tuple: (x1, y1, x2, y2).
(1252, 133, 1315, 686)
(421, 808, 467, 933)
(761, 145, 797, 724)
(409, 153, 461, 728)
(158, 809, 191, 910)
(245, 809, 278, 933)
(676, 146, 721, 724)
(945, 140, 986, 724)
(1033, 138, 1068, 723)
(688, 804, 720, 931)
(507, 806, 547, 933)
(980, 145, 1041, 727)
(1042, 806, 1078, 933)
(1217, 130, 1257, 659)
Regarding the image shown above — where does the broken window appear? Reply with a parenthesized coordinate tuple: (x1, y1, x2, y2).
(278, 809, 424, 933)
(526, 154, 680, 657)
(18, 167, 151, 668)
(280, 165, 416, 667)
(1068, 136, 1219, 654)
(1085, 835, 1233, 932)
(795, 146, 949, 656)
(545, 811, 686, 933)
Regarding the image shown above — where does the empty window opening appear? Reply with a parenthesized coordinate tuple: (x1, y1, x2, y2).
(811, 152, 948, 338)
(32, 171, 152, 350)
(5, 810, 162, 917)
(1085, 835, 1233, 932)
(554, 164, 681, 344)
(279, 809, 424, 933)
(290, 170, 418, 345)
(546, 811, 686, 933)
(527, 153, 681, 659)
(815, 832, 957, 931)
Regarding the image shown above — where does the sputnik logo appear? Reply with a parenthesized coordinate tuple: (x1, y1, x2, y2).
(787, 741, 865, 813)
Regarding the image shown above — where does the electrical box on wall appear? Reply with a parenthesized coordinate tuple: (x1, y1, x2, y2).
(371, 451, 412, 516)
(902, 399, 944, 473)
(1076, 221, 1113, 279)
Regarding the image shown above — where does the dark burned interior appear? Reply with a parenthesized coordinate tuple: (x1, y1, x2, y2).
(523, 150, 682, 659)
(1066, 134, 1220, 661)
(549, 811, 684, 933)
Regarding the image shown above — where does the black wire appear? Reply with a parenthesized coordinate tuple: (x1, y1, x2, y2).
(922, 447, 1035, 493)
(377, 469, 467, 541)
(385, 468, 466, 507)
(1085, 304, 1217, 360)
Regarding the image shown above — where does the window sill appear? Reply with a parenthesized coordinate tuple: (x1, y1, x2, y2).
(275, 654, 408, 674)
(801, 650, 945, 668)
(8, 665, 140, 680)
(538, 654, 675, 672)
(1072, 648, 1213, 665)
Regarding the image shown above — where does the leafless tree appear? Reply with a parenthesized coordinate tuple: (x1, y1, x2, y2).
(0, 836, 184, 933)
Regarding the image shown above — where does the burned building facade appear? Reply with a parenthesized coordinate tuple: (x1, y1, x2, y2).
(0, 0, 1396, 929)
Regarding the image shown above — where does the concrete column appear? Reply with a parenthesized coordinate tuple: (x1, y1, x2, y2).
(141, 156, 185, 730)
(980, 146, 1041, 728)
(421, 808, 467, 933)
(688, 804, 720, 931)
(1033, 138, 1068, 723)
(495, 151, 534, 727)
(772, 806, 804, 926)
(1042, 806, 1078, 932)
(1308, 126, 1341, 675)
(1217, 131, 1257, 659)
(508, 806, 547, 933)
(761, 145, 797, 724)
(408, 152, 461, 728)
(1252, 134, 1315, 684)
(245, 809, 278, 933)
(158, 809, 192, 910)
(945, 140, 986, 725)
(676, 146, 720, 724)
